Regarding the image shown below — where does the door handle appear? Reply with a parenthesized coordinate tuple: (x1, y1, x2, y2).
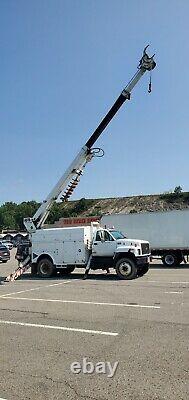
(94, 243, 98, 246)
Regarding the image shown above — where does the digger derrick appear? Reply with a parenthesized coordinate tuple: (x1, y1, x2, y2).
(5, 46, 156, 282)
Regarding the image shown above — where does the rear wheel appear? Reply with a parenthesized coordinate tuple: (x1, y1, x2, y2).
(162, 253, 181, 268)
(37, 258, 56, 278)
(31, 264, 37, 276)
(115, 258, 137, 280)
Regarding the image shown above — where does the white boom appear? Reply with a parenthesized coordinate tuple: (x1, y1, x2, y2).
(24, 45, 156, 234)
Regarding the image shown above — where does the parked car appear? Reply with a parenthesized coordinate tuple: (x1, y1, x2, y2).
(0, 245, 10, 263)
(1, 241, 13, 250)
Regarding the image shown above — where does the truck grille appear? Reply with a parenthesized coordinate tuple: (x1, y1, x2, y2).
(141, 242, 150, 255)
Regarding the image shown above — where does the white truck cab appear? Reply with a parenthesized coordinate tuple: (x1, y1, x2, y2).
(91, 228, 150, 279)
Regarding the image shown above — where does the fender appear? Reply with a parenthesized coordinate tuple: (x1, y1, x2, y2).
(33, 253, 55, 266)
(115, 245, 138, 256)
(113, 250, 137, 265)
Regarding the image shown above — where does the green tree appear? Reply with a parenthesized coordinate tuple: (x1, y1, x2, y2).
(47, 203, 66, 224)
(14, 201, 39, 230)
(71, 198, 94, 216)
(174, 186, 182, 194)
(0, 202, 17, 230)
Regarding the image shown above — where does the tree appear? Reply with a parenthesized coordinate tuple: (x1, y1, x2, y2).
(14, 201, 39, 230)
(0, 201, 40, 231)
(47, 203, 67, 224)
(0, 202, 17, 230)
(174, 186, 182, 195)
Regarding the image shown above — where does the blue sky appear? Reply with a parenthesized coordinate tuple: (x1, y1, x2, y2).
(0, 0, 189, 204)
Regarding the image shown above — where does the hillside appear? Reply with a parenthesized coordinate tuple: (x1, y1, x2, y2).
(1, 192, 189, 231)
(52, 192, 189, 221)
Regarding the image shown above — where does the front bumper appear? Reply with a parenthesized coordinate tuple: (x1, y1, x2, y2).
(136, 256, 150, 266)
(0, 256, 10, 262)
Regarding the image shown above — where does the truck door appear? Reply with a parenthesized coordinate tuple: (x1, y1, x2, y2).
(92, 230, 116, 257)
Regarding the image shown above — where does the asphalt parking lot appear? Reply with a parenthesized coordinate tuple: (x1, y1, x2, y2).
(0, 250, 189, 400)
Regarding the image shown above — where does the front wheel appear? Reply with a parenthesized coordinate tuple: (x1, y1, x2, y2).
(37, 258, 56, 278)
(138, 264, 149, 277)
(115, 258, 137, 280)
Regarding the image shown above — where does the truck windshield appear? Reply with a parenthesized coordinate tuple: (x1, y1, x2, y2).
(110, 230, 126, 240)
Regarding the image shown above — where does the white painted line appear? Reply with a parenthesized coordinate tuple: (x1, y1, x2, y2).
(147, 281, 189, 284)
(165, 291, 183, 294)
(0, 280, 78, 298)
(0, 398, 8, 400)
(2, 297, 160, 309)
(0, 320, 118, 336)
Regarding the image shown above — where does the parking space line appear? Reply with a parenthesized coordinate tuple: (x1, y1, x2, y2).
(0, 320, 118, 336)
(0, 280, 79, 298)
(1, 297, 161, 309)
(147, 281, 189, 284)
(165, 291, 183, 294)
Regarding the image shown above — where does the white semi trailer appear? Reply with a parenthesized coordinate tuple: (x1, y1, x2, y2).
(101, 209, 189, 267)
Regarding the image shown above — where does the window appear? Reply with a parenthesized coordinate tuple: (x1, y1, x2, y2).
(0, 245, 8, 250)
(104, 231, 114, 241)
(95, 231, 102, 241)
(96, 230, 115, 241)
(110, 230, 126, 240)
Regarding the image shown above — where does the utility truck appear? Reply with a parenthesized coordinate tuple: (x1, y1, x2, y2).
(16, 223, 150, 279)
(6, 46, 156, 282)
(101, 209, 189, 267)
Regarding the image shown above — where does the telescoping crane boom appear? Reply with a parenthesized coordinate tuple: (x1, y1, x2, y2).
(6, 45, 156, 282)
(24, 45, 156, 233)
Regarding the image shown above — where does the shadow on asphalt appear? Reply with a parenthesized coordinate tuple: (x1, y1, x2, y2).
(7, 272, 120, 282)
(1, 264, 188, 284)
(149, 263, 189, 269)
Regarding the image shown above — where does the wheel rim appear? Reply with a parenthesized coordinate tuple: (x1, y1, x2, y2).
(119, 262, 132, 276)
(40, 262, 51, 275)
(164, 255, 175, 265)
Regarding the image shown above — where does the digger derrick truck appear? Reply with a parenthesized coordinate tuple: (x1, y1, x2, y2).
(7, 46, 156, 282)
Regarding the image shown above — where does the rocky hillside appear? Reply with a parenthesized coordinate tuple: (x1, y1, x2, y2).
(53, 192, 189, 219)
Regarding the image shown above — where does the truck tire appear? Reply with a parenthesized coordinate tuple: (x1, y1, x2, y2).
(162, 253, 180, 268)
(37, 258, 56, 278)
(138, 264, 149, 277)
(59, 266, 75, 275)
(115, 258, 137, 280)
(31, 264, 37, 276)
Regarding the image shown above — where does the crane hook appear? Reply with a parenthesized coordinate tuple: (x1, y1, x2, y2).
(148, 74, 152, 93)
(143, 44, 155, 59)
(139, 45, 156, 71)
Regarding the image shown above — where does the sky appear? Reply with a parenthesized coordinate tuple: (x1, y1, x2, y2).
(0, 0, 189, 204)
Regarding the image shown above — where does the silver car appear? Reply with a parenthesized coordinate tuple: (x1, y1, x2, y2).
(0, 244, 10, 263)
